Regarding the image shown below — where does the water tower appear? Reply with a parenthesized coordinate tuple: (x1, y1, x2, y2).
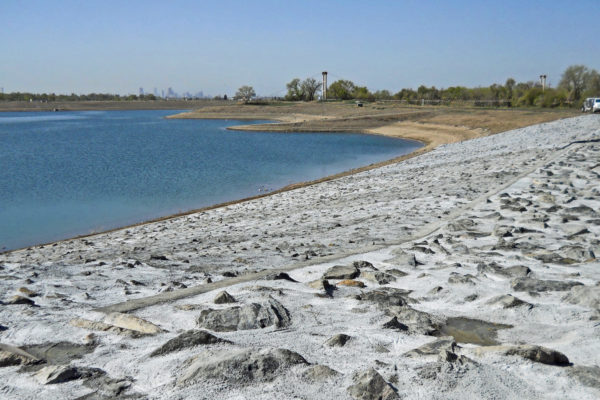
(539, 75, 547, 92)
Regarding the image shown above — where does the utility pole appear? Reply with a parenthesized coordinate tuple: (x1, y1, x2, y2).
(322, 71, 328, 101)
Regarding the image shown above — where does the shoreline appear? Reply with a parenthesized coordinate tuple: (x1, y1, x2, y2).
(1, 104, 576, 254)
(1, 127, 427, 255)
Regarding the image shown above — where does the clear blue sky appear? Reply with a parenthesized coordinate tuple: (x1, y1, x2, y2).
(1, 0, 598, 96)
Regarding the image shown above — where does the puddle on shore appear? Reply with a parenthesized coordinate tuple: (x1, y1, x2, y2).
(435, 317, 513, 346)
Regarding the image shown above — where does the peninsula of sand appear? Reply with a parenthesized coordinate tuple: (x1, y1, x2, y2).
(1, 103, 599, 399)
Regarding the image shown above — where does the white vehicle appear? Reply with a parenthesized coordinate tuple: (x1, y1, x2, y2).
(582, 97, 600, 113)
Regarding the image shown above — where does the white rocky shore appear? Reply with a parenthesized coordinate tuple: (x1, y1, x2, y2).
(1, 115, 599, 399)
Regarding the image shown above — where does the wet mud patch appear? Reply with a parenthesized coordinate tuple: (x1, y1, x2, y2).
(434, 317, 512, 346)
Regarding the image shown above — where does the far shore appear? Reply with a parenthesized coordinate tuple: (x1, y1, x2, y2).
(168, 101, 578, 152)
(0, 99, 219, 112)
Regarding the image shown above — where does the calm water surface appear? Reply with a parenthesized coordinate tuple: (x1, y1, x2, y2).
(0, 110, 422, 251)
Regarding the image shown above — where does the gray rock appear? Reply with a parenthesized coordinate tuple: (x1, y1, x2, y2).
(353, 261, 376, 270)
(566, 205, 598, 217)
(386, 306, 441, 335)
(564, 225, 590, 239)
(178, 347, 308, 386)
(447, 219, 476, 232)
(360, 271, 397, 285)
(464, 294, 478, 302)
(103, 312, 163, 335)
(355, 287, 413, 309)
(263, 272, 298, 282)
(35, 365, 81, 384)
(5, 295, 35, 306)
(22, 342, 97, 366)
(404, 337, 457, 357)
(382, 317, 408, 331)
(245, 285, 284, 296)
(511, 278, 583, 292)
(302, 364, 339, 381)
(347, 368, 398, 400)
(482, 211, 503, 219)
(325, 333, 352, 347)
(562, 285, 600, 309)
(437, 349, 458, 362)
(78, 372, 136, 399)
(197, 297, 291, 332)
(486, 294, 532, 309)
(387, 250, 418, 267)
(448, 273, 476, 285)
(416, 354, 477, 380)
(428, 286, 444, 295)
(493, 226, 513, 237)
(505, 345, 570, 366)
(150, 330, 231, 357)
(213, 291, 236, 304)
(451, 244, 470, 254)
(0, 344, 42, 367)
(0, 325, 7, 331)
(70, 318, 144, 338)
(477, 262, 505, 276)
(439, 352, 477, 365)
(477, 263, 530, 278)
(504, 265, 532, 277)
(385, 269, 408, 277)
(559, 245, 595, 262)
(17, 287, 39, 297)
(532, 252, 578, 265)
(323, 265, 360, 280)
(567, 365, 600, 389)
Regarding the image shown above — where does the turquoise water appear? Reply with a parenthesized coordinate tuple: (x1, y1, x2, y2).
(0, 110, 422, 251)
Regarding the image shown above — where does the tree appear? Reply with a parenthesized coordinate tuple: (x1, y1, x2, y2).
(373, 90, 393, 100)
(416, 85, 440, 100)
(328, 80, 356, 100)
(505, 78, 516, 99)
(285, 78, 303, 101)
(353, 86, 373, 101)
(235, 85, 256, 102)
(394, 88, 417, 101)
(583, 69, 600, 97)
(442, 86, 469, 101)
(285, 77, 321, 101)
(300, 78, 321, 101)
(559, 65, 588, 101)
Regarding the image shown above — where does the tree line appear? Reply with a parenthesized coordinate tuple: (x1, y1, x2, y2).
(283, 65, 600, 107)
(4, 65, 598, 107)
(0, 92, 161, 102)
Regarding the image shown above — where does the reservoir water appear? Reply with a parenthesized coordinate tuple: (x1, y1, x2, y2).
(0, 110, 422, 251)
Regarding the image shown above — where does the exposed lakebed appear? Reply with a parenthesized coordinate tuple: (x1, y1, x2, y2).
(0, 110, 421, 251)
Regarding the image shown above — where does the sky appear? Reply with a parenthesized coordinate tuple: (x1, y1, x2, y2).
(1, 0, 599, 97)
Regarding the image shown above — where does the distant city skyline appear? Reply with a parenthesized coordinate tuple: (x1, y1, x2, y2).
(1, 0, 599, 96)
